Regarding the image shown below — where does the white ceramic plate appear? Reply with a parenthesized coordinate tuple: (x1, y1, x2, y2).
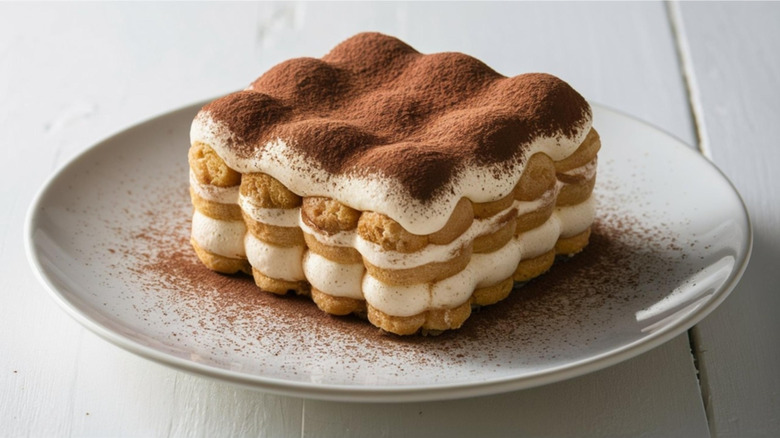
(26, 102, 751, 402)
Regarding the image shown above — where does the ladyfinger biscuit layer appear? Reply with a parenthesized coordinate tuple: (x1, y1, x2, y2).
(188, 138, 598, 334)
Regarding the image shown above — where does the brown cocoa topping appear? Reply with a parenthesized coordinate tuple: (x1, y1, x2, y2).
(203, 32, 591, 202)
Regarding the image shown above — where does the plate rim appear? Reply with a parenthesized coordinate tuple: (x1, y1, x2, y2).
(24, 101, 753, 402)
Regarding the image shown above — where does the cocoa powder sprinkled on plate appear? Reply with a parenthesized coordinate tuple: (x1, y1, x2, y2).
(100, 170, 690, 373)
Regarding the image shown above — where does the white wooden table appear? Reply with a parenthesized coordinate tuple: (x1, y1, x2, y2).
(2, 2, 778, 436)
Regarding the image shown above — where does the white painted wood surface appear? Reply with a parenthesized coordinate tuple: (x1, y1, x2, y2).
(0, 2, 775, 436)
(676, 3, 780, 437)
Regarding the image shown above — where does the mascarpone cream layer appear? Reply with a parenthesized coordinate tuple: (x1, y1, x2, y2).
(191, 194, 595, 316)
(249, 197, 595, 316)
(189, 171, 240, 204)
(189, 145, 597, 316)
(560, 157, 598, 181)
(302, 252, 365, 299)
(238, 194, 300, 227)
(191, 112, 592, 235)
(361, 204, 588, 316)
(244, 233, 305, 281)
(297, 192, 594, 270)
(191, 211, 246, 258)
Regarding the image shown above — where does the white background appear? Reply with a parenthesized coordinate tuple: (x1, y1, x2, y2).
(1, 2, 778, 437)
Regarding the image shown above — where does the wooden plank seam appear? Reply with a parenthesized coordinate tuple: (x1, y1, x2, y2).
(667, 0, 712, 160)
(666, 2, 715, 437)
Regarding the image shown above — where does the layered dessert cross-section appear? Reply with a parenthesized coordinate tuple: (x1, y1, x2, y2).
(188, 32, 600, 335)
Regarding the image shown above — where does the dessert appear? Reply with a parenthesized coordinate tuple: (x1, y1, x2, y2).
(188, 32, 599, 335)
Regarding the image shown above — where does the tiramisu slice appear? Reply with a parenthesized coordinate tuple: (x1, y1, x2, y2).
(188, 32, 599, 335)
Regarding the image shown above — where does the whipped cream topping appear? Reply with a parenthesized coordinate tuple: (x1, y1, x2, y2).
(191, 113, 591, 235)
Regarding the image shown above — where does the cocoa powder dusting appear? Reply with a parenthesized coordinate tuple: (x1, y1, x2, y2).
(202, 32, 591, 202)
(84, 157, 699, 384)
